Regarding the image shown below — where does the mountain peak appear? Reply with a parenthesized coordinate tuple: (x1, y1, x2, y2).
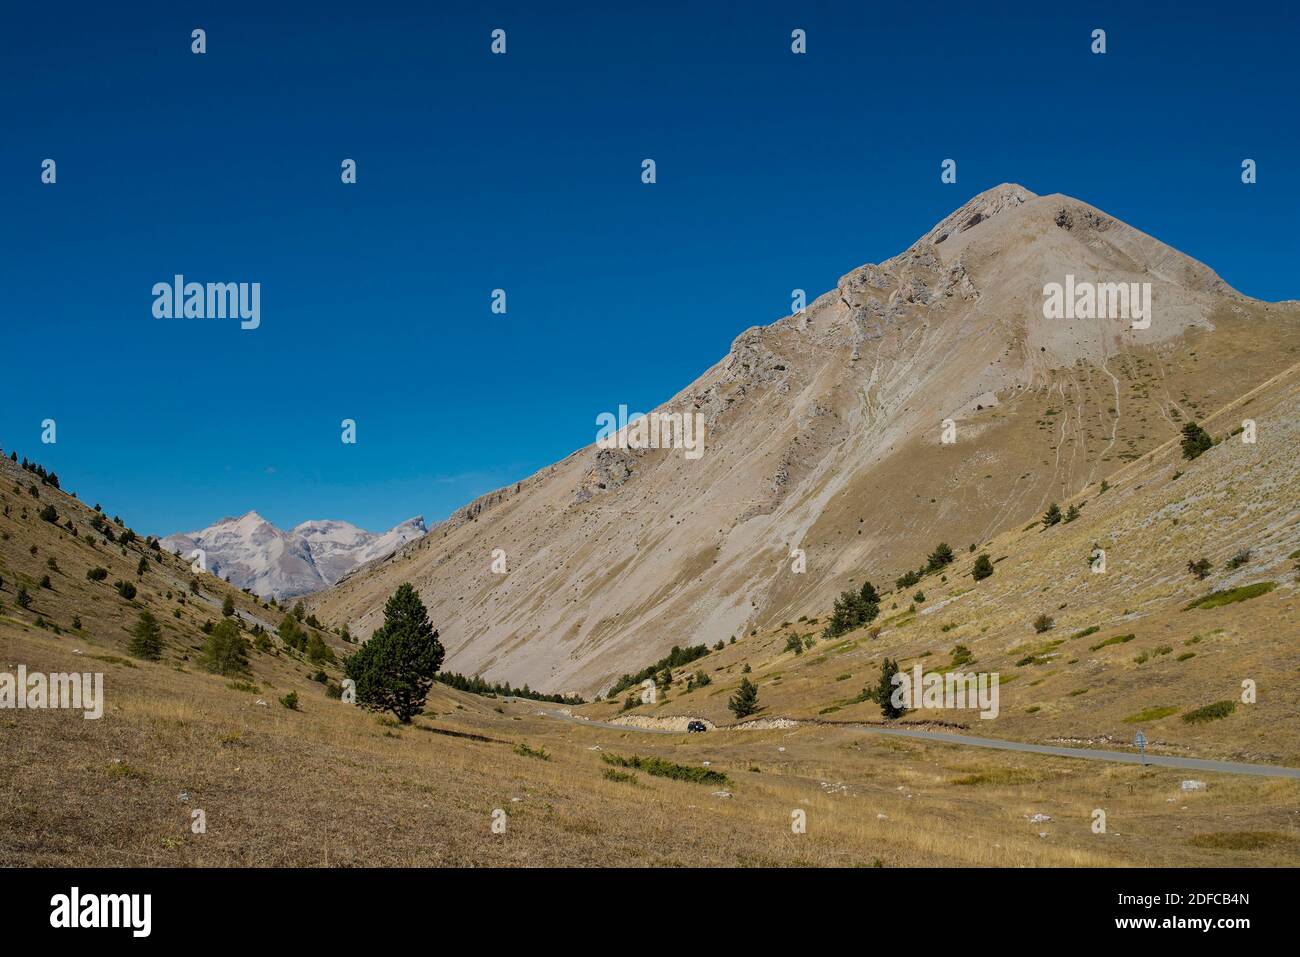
(914, 183, 1037, 249)
(161, 513, 428, 599)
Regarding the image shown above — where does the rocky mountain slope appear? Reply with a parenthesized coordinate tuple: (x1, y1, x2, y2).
(162, 513, 426, 600)
(311, 184, 1300, 695)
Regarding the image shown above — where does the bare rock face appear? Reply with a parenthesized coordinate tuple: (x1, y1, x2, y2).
(162, 512, 426, 599)
(311, 184, 1300, 696)
(573, 449, 639, 504)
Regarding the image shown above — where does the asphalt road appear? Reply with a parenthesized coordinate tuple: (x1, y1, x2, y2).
(530, 706, 1300, 778)
(849, 724, 1300, 779)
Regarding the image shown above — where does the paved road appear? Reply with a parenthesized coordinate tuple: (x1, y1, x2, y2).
(528, 705, 1300, 778)
(847, 724, 1300, 779)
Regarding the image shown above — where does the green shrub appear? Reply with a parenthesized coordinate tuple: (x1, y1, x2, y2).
(1182, 700, 1235, 724)
(1185, 582, 1275, 610)
(1123, 706, 1179, 723)
(1090, 632, 1135, 651)
(601, 752, 727, 785)
(279, 691, 300, 711)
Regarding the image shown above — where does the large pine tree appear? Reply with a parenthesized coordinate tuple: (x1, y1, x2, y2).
(344, 583, 444, 723)
(876, 658, 904, 720)
(127, 611, 162, 661)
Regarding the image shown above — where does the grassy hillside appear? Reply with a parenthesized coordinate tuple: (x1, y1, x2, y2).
(594, 365, 1300, 769)
(3, 364, 1298, 867)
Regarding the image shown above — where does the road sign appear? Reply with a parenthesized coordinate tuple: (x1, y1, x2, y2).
(1135, 730, 1147, 765)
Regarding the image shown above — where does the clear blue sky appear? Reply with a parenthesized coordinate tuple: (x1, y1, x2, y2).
(2, 0, 1296, 536)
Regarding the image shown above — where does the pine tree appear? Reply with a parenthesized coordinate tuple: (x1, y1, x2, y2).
(1180, 421, 1213, 460)
(1042, 503, 1062, 527)
(136, 556, 148, 577)
(202, 619, 249, 676)
(728, 677, 759, 719)
(972, 553, 994, 581)
(926, 542, 955, 571)
(278, 614, 304, 650)
(343, 583, 444, 723)
(127, 611, 163, 661)
(1064, 504, 1080, 523)
(877, 658, 904, 719)
(221, 594, 235, 617)
(306, 632, 335, 664)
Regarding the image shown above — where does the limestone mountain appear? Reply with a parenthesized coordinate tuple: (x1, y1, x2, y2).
(310, 184, 1300, 695)
(162, 512, 426, 600)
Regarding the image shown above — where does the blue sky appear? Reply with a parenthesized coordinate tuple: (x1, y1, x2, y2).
(2, 1, 1296, 536)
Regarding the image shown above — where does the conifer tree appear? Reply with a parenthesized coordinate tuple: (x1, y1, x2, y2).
(877, 658, 904, 719)
(343, 583, 444, 723)
(728, 677, 759, 719)
(128, 610, 163, 661)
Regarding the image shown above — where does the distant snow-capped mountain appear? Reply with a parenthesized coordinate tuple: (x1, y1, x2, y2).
(161, 511, 426, 599)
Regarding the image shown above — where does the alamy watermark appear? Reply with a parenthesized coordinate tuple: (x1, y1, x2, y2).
(1, 666, 103, 719)
(891, 664, 999, 719)
(1043, 274, 1150, 330)
(152, 275, 260, 330)
(596, 405, 705, 459)
(50, 887, 150, 937)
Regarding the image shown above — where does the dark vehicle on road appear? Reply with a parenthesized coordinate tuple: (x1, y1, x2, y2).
(686, 720, 707, 733)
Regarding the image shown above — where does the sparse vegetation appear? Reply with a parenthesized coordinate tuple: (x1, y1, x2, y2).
(601, 752, 727, 785)
(1090, 633, 1136, 651)
(608, 643, 710, 698)
(1185, 581, 1275, 610)
(1182, 700, 1236, 724)
(1123, 706, 1179, 723)
(823, 580, 880, 638)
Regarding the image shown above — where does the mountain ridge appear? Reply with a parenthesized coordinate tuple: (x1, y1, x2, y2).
(309, 185, 1299, 695)
(161, 511, 426, 600)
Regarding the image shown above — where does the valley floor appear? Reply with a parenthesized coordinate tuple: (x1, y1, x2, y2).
(3, 625, 1298, 867)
